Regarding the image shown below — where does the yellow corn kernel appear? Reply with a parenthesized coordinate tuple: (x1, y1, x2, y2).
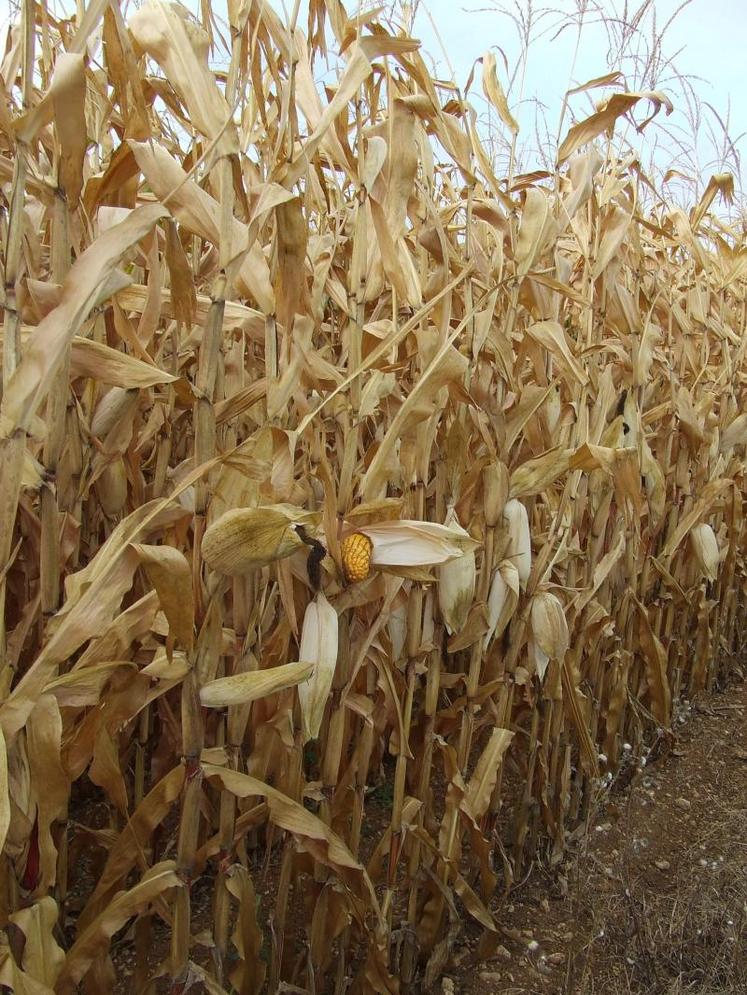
(341, 532, 373, 583)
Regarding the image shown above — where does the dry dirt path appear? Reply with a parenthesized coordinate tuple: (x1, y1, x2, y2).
(451, 680, 747, 995)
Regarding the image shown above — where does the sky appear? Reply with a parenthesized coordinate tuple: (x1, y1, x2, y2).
(397, 0, 747, 190)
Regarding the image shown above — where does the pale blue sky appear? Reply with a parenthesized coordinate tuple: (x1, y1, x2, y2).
(401, 0, 746, 192)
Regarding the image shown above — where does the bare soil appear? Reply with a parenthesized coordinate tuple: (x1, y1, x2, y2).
(450, 680, 747, 995)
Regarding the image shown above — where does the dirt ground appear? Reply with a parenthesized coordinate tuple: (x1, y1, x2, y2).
(449, 679, 747, 995)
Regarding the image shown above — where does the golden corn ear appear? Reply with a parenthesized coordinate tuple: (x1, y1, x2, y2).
(341, 532, 373, 583)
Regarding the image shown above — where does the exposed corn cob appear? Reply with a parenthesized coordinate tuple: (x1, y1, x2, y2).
(340, 532, 373, 583)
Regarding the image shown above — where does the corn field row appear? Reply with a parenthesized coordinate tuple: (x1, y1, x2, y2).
(0, 1, 745, 992)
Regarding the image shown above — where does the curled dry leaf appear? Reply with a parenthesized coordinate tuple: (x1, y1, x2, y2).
(515, 187, 550, 278)
(70, 338, 177, 388)
(557, 90, 673, 164)
(51, 53, 87, 207)
(132, 543, 194, 651)
(481, 51, 519, 135)
(202, 764, 378, 913)
(720, 413, 747, 452)
(8, 896, 65, 989)
(128, 0, 238, 154)
(462, 728, 514, 825)
(526, 320, 588, 386)
(0, 727, 9, 856)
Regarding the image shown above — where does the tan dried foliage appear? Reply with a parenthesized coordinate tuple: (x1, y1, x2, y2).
(0, 1, 744, 991)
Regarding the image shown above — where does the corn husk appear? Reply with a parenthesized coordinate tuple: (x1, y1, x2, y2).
(690, 522, 720, 581)
(484, 559, 520, 648)
(530, 591, 569, 682)
(297, 593, 339, 743)
(200, 660, 314, 708)
(438, 508, 476, 634)
(531, 591, 569, 659)
(353, 519, 480, 567)
(503, 498, 532, 587)
(483, 462, 509, 527)
(201, 505, 320, 575)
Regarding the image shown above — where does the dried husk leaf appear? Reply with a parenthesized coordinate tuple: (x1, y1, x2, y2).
(51, 53, 87, 206)
(526, 320, 588, 386)
(557, 90, 673, 164)
(632, 594, 672, 726)
(8, 897, 64, 989)
(128, 0, 238, 154)
(78, 766, 185, 931)
(719, 413, 747, 452)
(202, 764, 379, 912)
(515, 188, 549, 277)
(0, 727, 9, 856)
(133, 543, 194, 651)
(70, 339, 177, 388)
(0, 205, 167, 438)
